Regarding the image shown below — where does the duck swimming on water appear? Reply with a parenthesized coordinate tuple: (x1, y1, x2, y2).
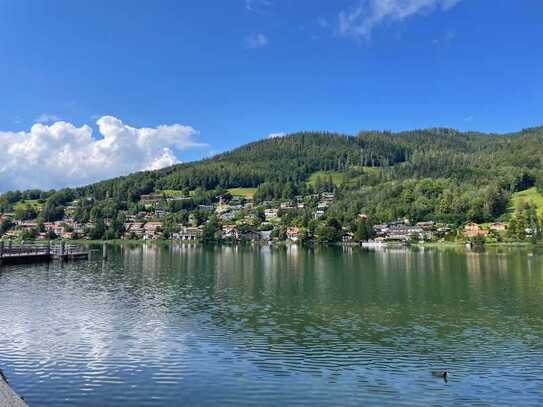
(431, 370, 448, 382)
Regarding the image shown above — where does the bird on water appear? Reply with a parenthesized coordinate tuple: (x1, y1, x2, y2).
(432, 370, 448, 382)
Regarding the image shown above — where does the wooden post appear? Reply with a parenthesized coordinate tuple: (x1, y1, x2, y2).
(102, 243, 107, 259)
(60, 240, 65, 256)
(0, 240, 3, 266)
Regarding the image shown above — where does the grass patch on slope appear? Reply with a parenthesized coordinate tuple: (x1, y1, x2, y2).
(509, 187, 543, 217)
(227, 188, 257, 198)
(307, 171, 345, 186)
(13, 199, 43, 211)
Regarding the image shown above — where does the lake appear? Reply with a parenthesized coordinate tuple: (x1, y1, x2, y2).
(1, 244, 543, 406)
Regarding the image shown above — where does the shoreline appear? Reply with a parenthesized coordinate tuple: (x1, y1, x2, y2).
(46, 239, 543, 249)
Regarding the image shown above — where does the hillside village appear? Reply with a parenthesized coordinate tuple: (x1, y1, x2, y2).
(2, 127, 543, 246)
(0, 186, 539, 245)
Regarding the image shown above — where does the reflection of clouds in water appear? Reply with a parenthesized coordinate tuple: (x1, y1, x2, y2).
(0, 255, 189, 391)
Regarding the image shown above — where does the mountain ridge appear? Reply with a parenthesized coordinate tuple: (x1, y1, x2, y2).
(1, 124, 543, 242)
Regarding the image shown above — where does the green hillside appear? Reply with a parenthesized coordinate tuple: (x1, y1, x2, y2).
(509, 187, 543, 217)
(2, 126, 543, 233)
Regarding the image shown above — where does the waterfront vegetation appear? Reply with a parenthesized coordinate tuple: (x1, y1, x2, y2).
(2, 127, 543, 245)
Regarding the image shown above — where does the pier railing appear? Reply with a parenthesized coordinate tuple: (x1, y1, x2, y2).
(0, 241, 89, 262)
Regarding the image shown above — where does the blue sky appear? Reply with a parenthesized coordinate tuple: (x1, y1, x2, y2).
(0, 0, 542, 190)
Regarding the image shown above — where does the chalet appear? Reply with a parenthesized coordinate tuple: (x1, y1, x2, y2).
(321, 192, 335, 203)
(416, 221, 435, 231)
(265, 209, 279, 220)
(374, 221, 425, 241)
(463, 222, 488, 238)
(139, 193, 164, 203)
(358, 213, 368, 220)
(280, 202, 296, 210)
(71, 223, 85, 235)
(342, 232, 354, 242)
(489, 222, 508, 232)
(62, 231, 75, 239)
(144, 221, 163, 239)
(386, 224, 423, 241)
(373, 224, 389, 236)
(436, 226, 452, 236)
(287, 226, 300, 241)
(124, 222, 145, 238)
(221, 225, 239, 240)
(175, 226, 203, 241)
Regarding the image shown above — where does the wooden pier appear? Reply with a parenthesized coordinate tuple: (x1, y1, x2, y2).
(0, 241, 90, 265)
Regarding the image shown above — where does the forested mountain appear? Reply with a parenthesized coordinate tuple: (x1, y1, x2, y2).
(2, 125, 543, 232)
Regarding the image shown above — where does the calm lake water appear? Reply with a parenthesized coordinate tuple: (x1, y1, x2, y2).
(1, 244, 543, 406)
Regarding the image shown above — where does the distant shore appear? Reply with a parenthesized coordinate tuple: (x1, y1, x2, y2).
(51, 239, 542, 250)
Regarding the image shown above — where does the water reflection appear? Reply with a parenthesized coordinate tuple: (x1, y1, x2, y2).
(1, 244, 543, 406)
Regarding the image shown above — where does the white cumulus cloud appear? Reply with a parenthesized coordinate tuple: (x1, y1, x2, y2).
(0, 116, 206, 191)
(338, 0, 462, 40)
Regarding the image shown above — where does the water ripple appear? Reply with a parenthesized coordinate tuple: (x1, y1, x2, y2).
(1, 245, 543, 405)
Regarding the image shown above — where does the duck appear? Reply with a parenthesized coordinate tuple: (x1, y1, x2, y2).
(431, 370, 448, 382)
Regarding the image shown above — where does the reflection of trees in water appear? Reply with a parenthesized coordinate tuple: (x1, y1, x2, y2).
(111, 244, 543, 369)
